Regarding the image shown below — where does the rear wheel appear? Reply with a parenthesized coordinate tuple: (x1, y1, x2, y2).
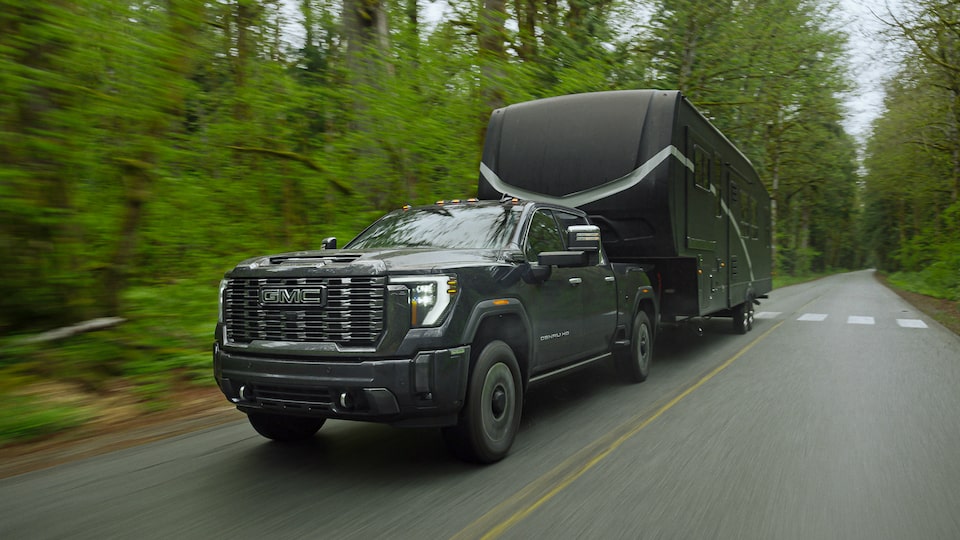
(732, 296, 755, 334)
(617, 312, 652, 383)
(247, 412, 325, 442)
(443, 340, 522, 464)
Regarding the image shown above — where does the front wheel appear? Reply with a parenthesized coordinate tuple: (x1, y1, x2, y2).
(617, 312, 652, 383)
(247, 412, 325, 442)
(443, 340, 523, 464)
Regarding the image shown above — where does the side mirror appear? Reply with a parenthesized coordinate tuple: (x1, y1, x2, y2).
(567, 225, 601, 265)
(538, 250, 589, 268)
(524, 249, 588, 284)
(321, 237, 337, 250)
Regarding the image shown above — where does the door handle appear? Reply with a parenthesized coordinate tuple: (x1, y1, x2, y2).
(568, 277, 582, 286)
(604, 276, 615, 282)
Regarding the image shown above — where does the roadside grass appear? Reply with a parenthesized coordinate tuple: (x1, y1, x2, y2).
(0, 394, 94, 448)
(0, 279, 218, 447)
(876, 273, 960, 336)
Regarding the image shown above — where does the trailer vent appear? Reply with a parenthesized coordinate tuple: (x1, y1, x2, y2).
(223, 276, 386, 346)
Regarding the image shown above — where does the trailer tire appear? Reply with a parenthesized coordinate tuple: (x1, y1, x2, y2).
(732, 296, 755, 334)
(617, 312, 652, 383)
(247, 412, 325, 442)
(442, 340, 522, 464)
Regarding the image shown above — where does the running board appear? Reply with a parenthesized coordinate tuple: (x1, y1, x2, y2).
(528, 353, 613, 384)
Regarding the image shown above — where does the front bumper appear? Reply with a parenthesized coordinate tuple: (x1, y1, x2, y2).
(213, 342, 471, 428)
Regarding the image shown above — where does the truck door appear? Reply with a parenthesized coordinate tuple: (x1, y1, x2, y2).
(524, 209, 588, 369)
(553, 210, 618, 358)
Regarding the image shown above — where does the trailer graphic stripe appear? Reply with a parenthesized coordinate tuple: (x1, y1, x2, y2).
(480, 145, 693, 209)
(481, 145, 757, 281)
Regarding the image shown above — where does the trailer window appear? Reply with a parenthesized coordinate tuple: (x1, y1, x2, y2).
(716, 184, 724, 218)
(693, 145, 711, 190)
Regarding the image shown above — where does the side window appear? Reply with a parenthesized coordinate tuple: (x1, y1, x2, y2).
(525, 210, 564, 260)
(554, 211, 588, 242)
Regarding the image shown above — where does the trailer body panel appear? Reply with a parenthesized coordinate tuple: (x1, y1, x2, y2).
(478, 90, 772, 318)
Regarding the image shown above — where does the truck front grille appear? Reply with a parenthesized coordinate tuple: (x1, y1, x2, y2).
(223, 276, 386, 346)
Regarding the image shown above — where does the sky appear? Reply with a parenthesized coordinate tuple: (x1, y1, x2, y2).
(839, 0, 903, 141)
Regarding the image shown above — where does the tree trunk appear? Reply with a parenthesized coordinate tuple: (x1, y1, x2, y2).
(514, 0, 537, 62)
(99, 0, 203, 315)
(478, 0, 507, 125)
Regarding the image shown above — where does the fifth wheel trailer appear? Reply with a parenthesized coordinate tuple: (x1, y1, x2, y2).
(477, 90, 772, 333)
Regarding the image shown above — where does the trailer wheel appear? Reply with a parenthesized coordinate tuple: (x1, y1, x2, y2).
(247, 412, 325, 442)
(732, 296, 755, 334)
(617, 312, 652, 383)
(443, 340, 522, 463)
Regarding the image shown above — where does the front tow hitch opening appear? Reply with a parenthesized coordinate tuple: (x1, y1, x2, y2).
(231, 384, 254, 404)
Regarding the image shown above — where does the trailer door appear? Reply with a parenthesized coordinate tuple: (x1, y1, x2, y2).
(685, 139, 726, 315)
(726, 168, 749, 306)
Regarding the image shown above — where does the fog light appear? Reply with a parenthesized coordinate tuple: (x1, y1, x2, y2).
(339, 392, 354, 410)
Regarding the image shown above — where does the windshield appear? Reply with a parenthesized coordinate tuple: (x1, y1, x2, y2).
(346, 205, 522, 250)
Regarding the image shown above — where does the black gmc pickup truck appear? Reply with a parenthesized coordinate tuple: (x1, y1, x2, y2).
(214, 198, 657, 462)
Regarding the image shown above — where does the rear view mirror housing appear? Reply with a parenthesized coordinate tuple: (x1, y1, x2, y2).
(566, 225, 601, 252)
(537, 250, 588, 268)
(566, 225, 601, 265)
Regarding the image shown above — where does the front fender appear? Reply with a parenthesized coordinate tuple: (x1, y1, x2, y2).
(459, 298, 532, 349)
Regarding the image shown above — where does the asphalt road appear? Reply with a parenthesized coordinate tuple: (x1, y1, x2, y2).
(3, 270, 959, 539)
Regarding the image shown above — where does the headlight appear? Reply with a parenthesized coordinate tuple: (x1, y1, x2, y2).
(390, 275, 458, 327)
(218, 278, 228, 324)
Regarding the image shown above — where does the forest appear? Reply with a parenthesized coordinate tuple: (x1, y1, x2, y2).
(0, 0, 957, 442)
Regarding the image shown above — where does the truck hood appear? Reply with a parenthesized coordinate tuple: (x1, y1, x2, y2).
(228, 248, 509, 277)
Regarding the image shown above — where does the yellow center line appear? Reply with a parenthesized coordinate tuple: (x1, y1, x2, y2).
(452, 319, 786, 540)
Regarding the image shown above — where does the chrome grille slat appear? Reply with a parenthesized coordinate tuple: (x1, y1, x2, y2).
(224, 277, 386, 345)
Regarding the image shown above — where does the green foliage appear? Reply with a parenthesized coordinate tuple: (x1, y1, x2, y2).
(0, 395, 93, 448)
(861, 1, 960, 284)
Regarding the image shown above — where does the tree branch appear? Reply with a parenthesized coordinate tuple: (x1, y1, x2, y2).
(226, 146, 352, 195)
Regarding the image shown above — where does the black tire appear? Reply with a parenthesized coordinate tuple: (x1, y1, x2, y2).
(617, 312, 652, 383)
(247, 412, 325, 442)
(732, 296, 755, 334)
(443, 340, 523, 464)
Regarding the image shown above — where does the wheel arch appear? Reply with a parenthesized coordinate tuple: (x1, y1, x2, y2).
(460, 300, 532, 389)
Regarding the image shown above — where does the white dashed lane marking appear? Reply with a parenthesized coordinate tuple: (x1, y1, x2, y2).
(753, 312, 928, 328)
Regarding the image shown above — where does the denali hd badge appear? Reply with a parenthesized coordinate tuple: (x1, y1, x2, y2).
(259, 287, 326, 306)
